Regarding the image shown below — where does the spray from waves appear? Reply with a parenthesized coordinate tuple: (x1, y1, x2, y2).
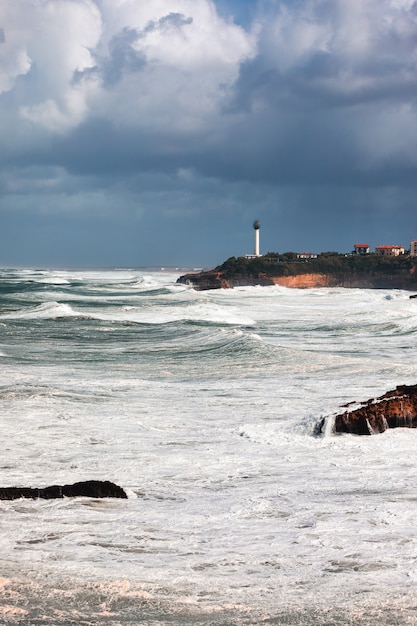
(310, 413, 337, 438)
(239, 408, 339, 442)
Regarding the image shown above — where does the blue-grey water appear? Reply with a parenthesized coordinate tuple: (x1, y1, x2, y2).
(1, 268, 417, 624)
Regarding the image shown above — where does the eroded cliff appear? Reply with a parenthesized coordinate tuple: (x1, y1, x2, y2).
(177, 269, 417, 290)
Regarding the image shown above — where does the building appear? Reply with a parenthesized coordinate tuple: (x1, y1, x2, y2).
(375, 245, 405, 257)
(410, 240, 417, 256)
(297, 252, 318, 259)
(245, 220, 262, 259)
(353, 244, 370, 255)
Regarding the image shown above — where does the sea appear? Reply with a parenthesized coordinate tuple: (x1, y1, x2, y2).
(1, 267, 417, 625)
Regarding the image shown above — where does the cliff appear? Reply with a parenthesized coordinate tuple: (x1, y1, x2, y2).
(177, 254, 417, 291)
(177, 271, 332, 290)
(315, 384, 417, 435)
(177, 269, 417, 291)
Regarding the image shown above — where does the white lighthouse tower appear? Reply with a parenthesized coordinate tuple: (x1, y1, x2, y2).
(253, 220, 260, 256)
(246, 220, 261, 259)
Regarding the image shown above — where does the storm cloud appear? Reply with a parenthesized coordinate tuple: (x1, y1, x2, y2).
(1, 0, 417, 267)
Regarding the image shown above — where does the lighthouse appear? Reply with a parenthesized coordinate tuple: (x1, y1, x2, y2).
(245, 220, 262, 259)
(253, 220, 260, 257)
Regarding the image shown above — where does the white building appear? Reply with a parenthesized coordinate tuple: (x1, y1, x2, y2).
(245, 220, 262, 258)
(375, 245, 405, 257)
(297, 252, 318, 259)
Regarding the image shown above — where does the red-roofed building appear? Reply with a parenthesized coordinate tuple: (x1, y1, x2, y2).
(297, 252, 318, 259)
(354, 244, 370, 255)
(375, 245, 404, 256)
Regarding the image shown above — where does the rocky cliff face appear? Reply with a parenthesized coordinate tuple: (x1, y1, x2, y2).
(316, 384, 417, 435)
(177, 271, 331, 290)
(271, 274, 334, 288)
(177, 271, 233, 290)
(177, 269, 417, 291)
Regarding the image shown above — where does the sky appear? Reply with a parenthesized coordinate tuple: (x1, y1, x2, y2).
(1, 0, 417, 268)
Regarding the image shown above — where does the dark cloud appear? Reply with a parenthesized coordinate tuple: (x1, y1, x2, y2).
(101, 27, 147, 87)
(1, 0, 417, 267)
(148, 12, 193, 31)
(84, 13, 193, 88)
(73, 27, 146, 88)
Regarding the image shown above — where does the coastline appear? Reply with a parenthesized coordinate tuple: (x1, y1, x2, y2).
(177, 270, 417, 291)
(177, 251, 417, 291)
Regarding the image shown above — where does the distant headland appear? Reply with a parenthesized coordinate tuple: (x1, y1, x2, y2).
(177, 250, 417, 291)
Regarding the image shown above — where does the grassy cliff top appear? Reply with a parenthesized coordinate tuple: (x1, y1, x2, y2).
(215, 252, 417, 279)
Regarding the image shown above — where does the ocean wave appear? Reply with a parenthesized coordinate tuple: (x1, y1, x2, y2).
(0, 301, 78, 320)
(0, 300, 257, 326)
(33, 277, 70, 285)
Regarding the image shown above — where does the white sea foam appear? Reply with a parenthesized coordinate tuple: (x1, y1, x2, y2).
(0, 301, 77, 319)
(35, 276, 70, 284)
(0, 270, 417, 623)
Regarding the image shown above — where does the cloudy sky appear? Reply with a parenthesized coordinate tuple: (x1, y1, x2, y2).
(1, 0, 417, 268)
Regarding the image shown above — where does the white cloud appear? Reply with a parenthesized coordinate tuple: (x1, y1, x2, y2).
(0, 3, 32, 93)
(88, 0, 257, 131)
(0, 0, 101, 132)
(257, 0, 417, 97)
(0, 0, 256, 136)
(259, 1, 332, 72)
(1, 0, 417, 190)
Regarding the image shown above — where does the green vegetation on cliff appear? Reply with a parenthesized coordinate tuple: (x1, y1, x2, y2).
(215, 252, 417, 280)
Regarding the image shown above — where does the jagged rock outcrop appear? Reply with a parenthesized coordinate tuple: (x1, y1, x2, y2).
(0, 480, 127, 500)
(177, 270, 232, 290)
(177, 270, 279, 290)
(316, 384, 417, 435)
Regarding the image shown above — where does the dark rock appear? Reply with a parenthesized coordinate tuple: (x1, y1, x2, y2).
(0, 480, 127, 500)
(316, 384, 417, 435)
(177, 270, 232, 290)
(177, 270, 278, 290)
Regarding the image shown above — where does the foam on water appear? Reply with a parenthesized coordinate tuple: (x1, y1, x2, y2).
(1, 269, 417, 623)
(0, 301, 77, 320)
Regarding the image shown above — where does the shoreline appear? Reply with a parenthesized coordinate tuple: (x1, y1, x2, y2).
(177, 270, 417, 291)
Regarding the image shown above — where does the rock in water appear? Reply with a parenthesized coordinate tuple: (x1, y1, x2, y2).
(317, 384, 417, 435)
(0, 480, 127, 500)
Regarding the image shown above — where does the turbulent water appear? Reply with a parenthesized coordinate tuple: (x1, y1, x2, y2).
(1, 268, 417, 625)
